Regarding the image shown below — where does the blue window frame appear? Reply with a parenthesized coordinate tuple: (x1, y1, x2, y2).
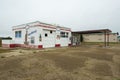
(15, 31, 22, 38)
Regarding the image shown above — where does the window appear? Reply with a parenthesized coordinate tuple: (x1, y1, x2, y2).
(60, 32, 65, 37)
(60, 32, 69, 38)
(66, 32, 68, 38)
(45, 33, 48, 37)
(31, 36, 35, 44)
(15, 31, 22, 38)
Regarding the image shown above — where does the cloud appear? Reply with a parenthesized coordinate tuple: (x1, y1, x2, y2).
(0, 0, 120, 37)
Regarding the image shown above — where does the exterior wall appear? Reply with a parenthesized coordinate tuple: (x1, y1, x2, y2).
(55, 28, 61, 47)
(83, 33, 118, 42)
(2, 40, 15, 48)
(13, 28, 26, 44)
(60, 31, 71, 47)
(27, 27, 41, 45)
(2, 40, 14, 44)
(109, 33, 118, 42)
(83, 34, 104, 42)
(42, 29, 56, 48)
(11, 21, 71, 48)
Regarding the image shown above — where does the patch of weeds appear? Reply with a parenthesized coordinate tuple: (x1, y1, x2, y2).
(73, 71, 79, 74)
(1, 56, 5, 58)
(25, 78, 32, 80)
(33, 51, 37, 53)
(98, 44, 103, 47)
(19, 50, 23, 53)
(113, 78, 120, 80)
(0, 49, 11, 53)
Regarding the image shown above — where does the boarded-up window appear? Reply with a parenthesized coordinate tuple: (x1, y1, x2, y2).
(60, 32, 69, 38)
(60, 32, 65, 37)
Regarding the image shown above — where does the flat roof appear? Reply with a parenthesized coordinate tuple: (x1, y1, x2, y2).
(72, 29, 112, 34)
(13, 21, 71, 30)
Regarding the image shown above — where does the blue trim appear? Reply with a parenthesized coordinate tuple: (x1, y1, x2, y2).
(15, 31, 22, 38)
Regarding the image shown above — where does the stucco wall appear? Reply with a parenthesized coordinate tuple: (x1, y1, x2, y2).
(12, 22, 71, 48)
(83, 33, 118, 42)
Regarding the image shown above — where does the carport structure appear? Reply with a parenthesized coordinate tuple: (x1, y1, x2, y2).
(72, 29, 112, 47)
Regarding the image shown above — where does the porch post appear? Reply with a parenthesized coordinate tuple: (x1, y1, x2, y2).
(107, 32, 109, 46)
(104, 31, 107, 47)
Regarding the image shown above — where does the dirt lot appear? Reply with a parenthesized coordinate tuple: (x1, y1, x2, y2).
(0, 45, 120, 80)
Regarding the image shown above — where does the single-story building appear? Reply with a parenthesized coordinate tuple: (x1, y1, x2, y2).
(72, 29, 119, 46)
(2, 21, 71, 48)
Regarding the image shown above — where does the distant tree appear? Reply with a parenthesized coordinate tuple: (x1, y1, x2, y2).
(0, 38, 2, 47)
(1, 36, 12, 40)
(80, 34, 83, 42)
(117, 32, 119, 35)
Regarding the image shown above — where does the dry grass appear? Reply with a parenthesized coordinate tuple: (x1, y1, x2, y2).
(0, 45, 120, 80)
(0, 48, 12, 53)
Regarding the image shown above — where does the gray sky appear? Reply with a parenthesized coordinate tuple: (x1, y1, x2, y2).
(0, 0, 120, 37)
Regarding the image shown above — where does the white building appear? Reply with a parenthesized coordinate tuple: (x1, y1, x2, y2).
(10, 21, 71, 48)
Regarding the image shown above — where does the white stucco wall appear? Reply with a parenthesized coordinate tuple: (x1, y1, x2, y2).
(12, 21, 71, 48)
(2, 40, 14, 44)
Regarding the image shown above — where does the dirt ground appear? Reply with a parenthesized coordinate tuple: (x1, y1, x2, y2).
(0, 45, 120, 80)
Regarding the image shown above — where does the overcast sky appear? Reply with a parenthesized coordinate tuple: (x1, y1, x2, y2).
(0, 0, 120, 37)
